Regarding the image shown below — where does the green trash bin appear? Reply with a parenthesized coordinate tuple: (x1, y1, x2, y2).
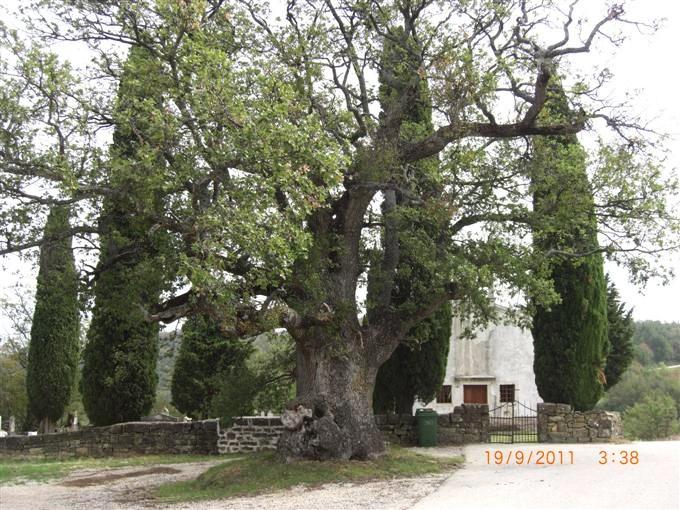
(416, 408, 438, 447)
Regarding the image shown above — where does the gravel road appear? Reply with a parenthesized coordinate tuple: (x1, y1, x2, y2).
(0, 455, 454, 510)
(0, 460, 223, 510)
(412, 441, 680, 510)
(1, 441, 676, 510)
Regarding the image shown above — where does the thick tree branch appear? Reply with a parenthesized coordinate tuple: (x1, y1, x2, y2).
(400, 119, 585, 162)
(0, 226, 99, 256)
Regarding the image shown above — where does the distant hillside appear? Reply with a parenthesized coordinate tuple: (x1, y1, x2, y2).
(633, 321, 680, 366)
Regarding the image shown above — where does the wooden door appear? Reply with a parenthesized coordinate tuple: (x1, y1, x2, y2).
(463, 384, 488, 404)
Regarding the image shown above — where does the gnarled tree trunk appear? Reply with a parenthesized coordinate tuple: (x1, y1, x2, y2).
(278, 326, 392, 461)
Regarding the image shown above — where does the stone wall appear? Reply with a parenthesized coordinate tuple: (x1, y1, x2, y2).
(218, 417, 284, 453)
(373, 414, 417, 444)
(375, 404, 489, 446)
(440, 404, 489, 443)
(0, 403, 623, 458)
(0, 420, 219, 457)
(537, 403, 622, 443)
(219, 406, 491, 453)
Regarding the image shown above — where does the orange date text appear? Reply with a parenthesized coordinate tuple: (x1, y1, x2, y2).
(484, 449, 575, 465)
(598, 450, 639, 465)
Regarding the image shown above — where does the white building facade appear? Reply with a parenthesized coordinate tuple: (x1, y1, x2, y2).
(417, 307, 543, 413)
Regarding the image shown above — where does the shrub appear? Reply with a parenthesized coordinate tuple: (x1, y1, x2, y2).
(623, 392, 679, 440)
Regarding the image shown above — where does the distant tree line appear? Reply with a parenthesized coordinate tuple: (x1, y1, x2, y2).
(632, 321, 680, 366)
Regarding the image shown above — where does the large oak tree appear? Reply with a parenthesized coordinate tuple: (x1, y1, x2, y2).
(1, 1, 678, 459)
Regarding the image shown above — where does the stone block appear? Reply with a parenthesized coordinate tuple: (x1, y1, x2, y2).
(545, 432, 571, 442)
(387, 414, 401, 425)
(437, 414, 451, 426)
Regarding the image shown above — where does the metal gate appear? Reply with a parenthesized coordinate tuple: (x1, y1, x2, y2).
(488, 401, 537, 443)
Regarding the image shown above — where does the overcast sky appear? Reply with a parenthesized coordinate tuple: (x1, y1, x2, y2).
(0, 1, 678, 337)
(591, 1, 680, 322)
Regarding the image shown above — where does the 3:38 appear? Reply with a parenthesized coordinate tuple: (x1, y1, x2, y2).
(598, 450, 639, 464)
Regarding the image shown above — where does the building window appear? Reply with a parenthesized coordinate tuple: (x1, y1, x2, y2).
(500, 384, 515, 403)
(436, 385, 452, 403)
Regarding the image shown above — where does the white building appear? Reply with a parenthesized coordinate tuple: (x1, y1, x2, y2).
(417, 308, 542, 413)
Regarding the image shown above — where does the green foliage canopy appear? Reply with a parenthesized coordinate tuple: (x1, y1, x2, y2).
(0, 2, 675, 329)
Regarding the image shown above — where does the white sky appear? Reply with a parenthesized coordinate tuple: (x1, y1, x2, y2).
(0, 1, 678, 336)
(592, 1, 680, 322)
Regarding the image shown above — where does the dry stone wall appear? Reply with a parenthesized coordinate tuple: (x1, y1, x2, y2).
(0, 420, 219, 457)
(373, 414, 417, 444)
(0, 403, 623, 458)
(220, 406, 491, 453)
(537, 403, 622, 443)
(375, 404, 489, 446)
(218, 417, 284, 453)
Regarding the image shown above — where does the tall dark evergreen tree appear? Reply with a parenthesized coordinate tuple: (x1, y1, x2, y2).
(81, 46, 170, 426)
(373, 303, 451, 414)
(171, 315, 253, 419)
(26, 206, 80, 433)
(367, 29, 451, 416)
(604, 275, 634, 389)
(531, 81, 609, 411)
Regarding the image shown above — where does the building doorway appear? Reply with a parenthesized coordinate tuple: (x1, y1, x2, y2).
(463, 384, 488, 404)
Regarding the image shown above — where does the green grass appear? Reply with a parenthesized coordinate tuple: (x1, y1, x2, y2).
(0, 454, 225, 485)
(488, 432, 538, 443)
(156, 446, 463, 503)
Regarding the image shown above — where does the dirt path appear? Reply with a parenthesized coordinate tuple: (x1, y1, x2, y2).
(0, 450, 461, 510)
(0, 460, 223, 510)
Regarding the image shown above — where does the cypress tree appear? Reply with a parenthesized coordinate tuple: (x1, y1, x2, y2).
(26, 205, 80, 433)
(171, 315, 253, 419)
(370, 29, 451, 415)
(81, 46, 169, 425)
(531, 81, 609, 411)
(373, 302, 451, 414)
(604, 275, 634, 389)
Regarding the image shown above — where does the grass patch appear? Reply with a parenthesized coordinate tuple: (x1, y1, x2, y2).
(489, 432, 538, 443)
(0, 454, 226, 485)
(156, 446, 463, 502)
